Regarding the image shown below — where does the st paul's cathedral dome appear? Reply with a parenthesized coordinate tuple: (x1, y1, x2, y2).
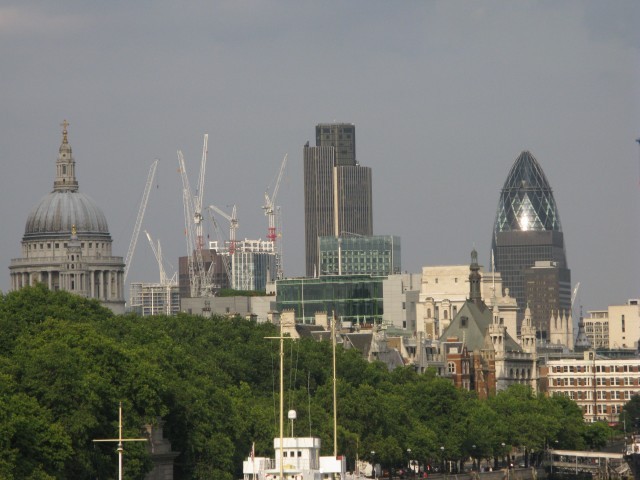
(9, 121, 125, 314)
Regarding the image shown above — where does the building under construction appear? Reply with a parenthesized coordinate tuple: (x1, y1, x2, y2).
(209, 239, 276, 292)
(178, 249, 230, 298)
(129, 282, 180, 316)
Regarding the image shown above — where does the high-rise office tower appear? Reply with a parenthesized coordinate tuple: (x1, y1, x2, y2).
(304, 123, 373, 277)
(491, 151, 571, 340)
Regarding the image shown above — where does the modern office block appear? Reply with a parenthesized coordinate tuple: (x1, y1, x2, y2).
(303, 123, 373, 277)
(318, 235, 400, 276)
(276, 275, 384, 325)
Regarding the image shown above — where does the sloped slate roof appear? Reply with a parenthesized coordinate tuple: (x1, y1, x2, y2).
(441, 300, 521, 352)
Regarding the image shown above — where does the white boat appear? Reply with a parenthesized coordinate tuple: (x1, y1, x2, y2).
(242, 316, 347, 480)
(242, 436, 346, 479)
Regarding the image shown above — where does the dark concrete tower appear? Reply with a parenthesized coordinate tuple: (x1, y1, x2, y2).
(491, 151, 571, 340)
(303, 123, 373, 277)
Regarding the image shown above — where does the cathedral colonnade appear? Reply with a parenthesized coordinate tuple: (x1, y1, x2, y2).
(10, 269, 124, 302)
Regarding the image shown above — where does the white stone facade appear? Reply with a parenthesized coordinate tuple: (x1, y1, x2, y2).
(415, 264, 509, 338)
(582, 300, 640, 350)
(546, 351, 640, 422)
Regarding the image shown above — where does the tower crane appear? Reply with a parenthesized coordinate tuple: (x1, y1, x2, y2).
(571, 282, 580, 312)
(263, 154, 288, 243)
(208, 204, 238, 254)
(144, 230, 176, 286)
(263, 154, 288, 279)
(177, 134, 210, 297)
(144, 230, 177, 316)
(206, 207, 232, 287)
(124, 159, 158, 283)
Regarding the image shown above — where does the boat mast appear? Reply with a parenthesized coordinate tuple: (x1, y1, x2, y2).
(279, 324, 284, 480)
(92, 402, 147, 480)
(267, 322, 290, 480)
(332, 311, 338, 458)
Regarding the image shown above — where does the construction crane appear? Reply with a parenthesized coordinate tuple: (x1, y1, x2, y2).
(208, 204, 238, 254)
(206, 207, 232, 287)
(263, 154, 288, 279)
(144, 230, 177, 316)
(571, 282, 580, 312)
(263, 154, 288, 243)
(144, 230, 176, 286)
(123, 159, 158, 283)
(194, 135, 208, 251)
(177, 135, 210, 297)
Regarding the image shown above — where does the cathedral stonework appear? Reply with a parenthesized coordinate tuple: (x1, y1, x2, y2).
(9, 121, 125, 313)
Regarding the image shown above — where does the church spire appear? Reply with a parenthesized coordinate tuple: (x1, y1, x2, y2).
(469, 248, 483, 307)
(53, 120, 79, 192)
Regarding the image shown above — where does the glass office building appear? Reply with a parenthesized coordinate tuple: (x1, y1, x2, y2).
(276, 275, 384, 325)
(491, 151, 571, 339)
(318, 235, 400, 276)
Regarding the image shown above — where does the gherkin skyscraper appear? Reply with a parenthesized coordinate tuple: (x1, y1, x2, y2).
(491, 151, 571, 340)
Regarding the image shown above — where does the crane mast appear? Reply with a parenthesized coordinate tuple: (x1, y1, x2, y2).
(124, 159, 158, 283)
(263, 154, 288, 242)
(144, 230, 177, 316)
(178, 137, 211, 297)
(263, 154, 288, 280)
(208, 204, 238, 254)
(194, 135, 208, 250)
(206, 207, 232, 287)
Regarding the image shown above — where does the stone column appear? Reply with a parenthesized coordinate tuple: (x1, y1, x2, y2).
(98, 271, 104, 300)
(107, 271, 112, 300)
(90, 271, 95, 298)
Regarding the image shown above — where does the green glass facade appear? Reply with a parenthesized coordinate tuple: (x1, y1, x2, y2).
(276, 275, 384, 324)
(318, 235, 400, 276)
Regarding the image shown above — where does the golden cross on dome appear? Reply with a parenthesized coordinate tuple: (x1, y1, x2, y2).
(60, 119, 69, 144)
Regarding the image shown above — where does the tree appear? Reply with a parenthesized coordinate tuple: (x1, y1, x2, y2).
(583, 422, 611, 450)
(622, 394, 640, 432)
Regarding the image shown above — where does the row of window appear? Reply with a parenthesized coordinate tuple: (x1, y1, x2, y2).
(550, 377, 640, 387)
(550, 364, 639, 373)
(29, 242, 107, 250)
(553, 390, 638, 401)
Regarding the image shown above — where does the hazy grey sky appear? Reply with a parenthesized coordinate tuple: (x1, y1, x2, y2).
(1, 1, 638, 312)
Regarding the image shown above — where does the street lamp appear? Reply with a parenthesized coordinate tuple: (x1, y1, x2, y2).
(501, 443, 506, 468)
(472, 445, 477, 471)
(407, 448, 412, 478)
(440, 446, 445, 474)
(371, 451, 376, 479)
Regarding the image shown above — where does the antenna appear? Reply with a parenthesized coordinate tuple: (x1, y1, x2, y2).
(93, 402, 147, 480)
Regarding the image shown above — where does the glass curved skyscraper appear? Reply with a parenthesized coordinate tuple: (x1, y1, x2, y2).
(491, 151, 571, 340)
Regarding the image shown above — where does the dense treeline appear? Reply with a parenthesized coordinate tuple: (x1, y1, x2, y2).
(0, 285, 611, 479)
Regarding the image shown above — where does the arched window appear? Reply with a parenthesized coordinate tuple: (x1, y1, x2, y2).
(427, 308, 431, 318)
(444, 310, 448, 320)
